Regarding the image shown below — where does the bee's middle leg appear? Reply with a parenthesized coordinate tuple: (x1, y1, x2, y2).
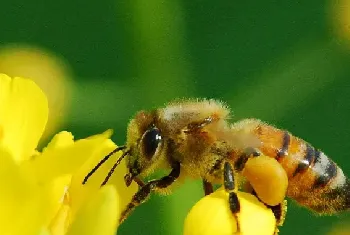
(223, 162, 241, 232)
(119, 162, 181, 223)
(234, 147, 261, 171)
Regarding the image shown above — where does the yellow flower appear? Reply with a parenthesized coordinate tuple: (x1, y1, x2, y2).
(327, 221, 350, 235)
(184, 187, 279, 235)
(0, 74, 137, 235)
(0, 45, 72, 140)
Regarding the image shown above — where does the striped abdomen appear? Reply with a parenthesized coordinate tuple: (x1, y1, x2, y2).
(252, 121, 349, 214)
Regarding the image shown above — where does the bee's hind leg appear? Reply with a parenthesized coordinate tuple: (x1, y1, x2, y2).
(223, 162, 241, 232)
(266, 200, 288, 235)
(266, 200, 287, 227)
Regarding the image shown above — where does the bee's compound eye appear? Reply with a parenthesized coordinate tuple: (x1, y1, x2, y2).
(142, 127, 162, 159)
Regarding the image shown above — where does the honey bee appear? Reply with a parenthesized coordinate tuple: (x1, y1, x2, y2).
(83, 99, 349, 232)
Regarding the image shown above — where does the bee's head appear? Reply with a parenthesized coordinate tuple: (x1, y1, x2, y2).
(124, 110, 166, 186)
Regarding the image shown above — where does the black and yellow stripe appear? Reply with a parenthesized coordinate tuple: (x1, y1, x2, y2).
(276, 131, 290, 159)
(250, 120, 349, 214)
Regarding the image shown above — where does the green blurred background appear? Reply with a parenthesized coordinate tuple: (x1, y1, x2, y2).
(1, 1, 350, 234)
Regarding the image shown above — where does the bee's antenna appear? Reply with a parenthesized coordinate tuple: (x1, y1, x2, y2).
(101, 149, 130, 186)
(82, 145, 127, 184)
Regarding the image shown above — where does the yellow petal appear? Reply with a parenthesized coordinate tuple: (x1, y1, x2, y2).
(66, 185, 119, 235)
(44, 131, 74, 149)
(27, 131, 110, 184)
(44, 175, 72, 228)
(69, 155, 137, 221)
(0, 74, 48, 162)
(49, 204, 71, 235)
(39, 229, 51, 235)
(0, 146, 49, 235)
(69, 132, 137, 218)
(184, 188, 276, 235)
(0, 45, 72, 141)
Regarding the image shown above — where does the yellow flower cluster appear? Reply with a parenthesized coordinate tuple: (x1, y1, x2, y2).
(184, 188, 278, 235)
(0, 74, 280, 235)
(0, 74, 137, 235)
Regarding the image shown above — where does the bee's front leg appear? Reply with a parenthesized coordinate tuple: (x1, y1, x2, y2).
(119, 162, 180, 223)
